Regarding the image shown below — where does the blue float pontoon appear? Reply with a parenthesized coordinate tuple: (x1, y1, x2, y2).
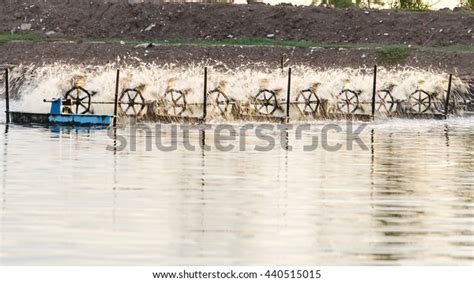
(9, 98, 112, 127)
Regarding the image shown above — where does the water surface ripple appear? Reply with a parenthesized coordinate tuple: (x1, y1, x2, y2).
(0, 119, 473, 265)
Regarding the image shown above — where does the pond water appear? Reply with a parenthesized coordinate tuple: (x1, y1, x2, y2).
(0, 116, 472, 265)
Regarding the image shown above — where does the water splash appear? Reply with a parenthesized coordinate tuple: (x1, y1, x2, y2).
(0, 63, 471, 117)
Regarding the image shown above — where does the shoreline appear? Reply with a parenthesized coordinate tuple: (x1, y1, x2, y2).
(2, 2, 472, 47)
(0, 41, 473, 77)
(1, 1, 472, 76)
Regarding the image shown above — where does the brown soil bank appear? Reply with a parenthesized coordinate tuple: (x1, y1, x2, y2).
(1, 0, 473, 46)
(1, 41, 473, 77)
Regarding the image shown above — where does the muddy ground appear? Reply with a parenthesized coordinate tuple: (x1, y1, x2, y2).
(0, 41, 473, 77)
(1, 0, 473, 46)
(0, 1, 473, 77)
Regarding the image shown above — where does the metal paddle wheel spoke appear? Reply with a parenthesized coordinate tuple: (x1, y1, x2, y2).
(375, 90, 395, 113)
(253, 89, 279, 115)
(408, 90, 431, 113)
(163, 89, 187, 116)
(337, 89, 360, 114)
(296, 89, 320, 116)
(119, 88, 146, 116)
(64, 86, 92, 114)
(207, 89, 230, 115)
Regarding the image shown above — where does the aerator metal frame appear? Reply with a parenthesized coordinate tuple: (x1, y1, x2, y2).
(3, 65, 472, 128)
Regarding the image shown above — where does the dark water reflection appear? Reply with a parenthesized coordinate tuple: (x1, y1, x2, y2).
(0, 119, 473, 265)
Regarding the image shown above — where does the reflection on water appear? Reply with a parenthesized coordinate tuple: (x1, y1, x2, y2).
(0, 119, 473, 265)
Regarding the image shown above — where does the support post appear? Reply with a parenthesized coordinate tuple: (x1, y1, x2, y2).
(280, 56, 284, 70)
(5, 68, 9, 124)
(113, 69, 120, 127)
(444, 74, 453, 118)
(286, 68, 292, 122)
(202, 67, 208, 121)
(371, 65, 377, 119)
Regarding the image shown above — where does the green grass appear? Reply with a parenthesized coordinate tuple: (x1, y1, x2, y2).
(0, 34, 41, 43)
(2, 33, 473, 54)
(98, 37, 403, 50)
(376, 47, 409, 64)
(92, 37, 474, 53)
(429, 45, 474, 52)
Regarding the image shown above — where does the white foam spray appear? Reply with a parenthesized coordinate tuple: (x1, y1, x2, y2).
(0, 63, 470, 117)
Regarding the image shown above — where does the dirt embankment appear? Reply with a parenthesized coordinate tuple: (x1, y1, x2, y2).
(1, 41, 473, 77)
(1, 0, 473, 46)
(0, 1, 473, 76)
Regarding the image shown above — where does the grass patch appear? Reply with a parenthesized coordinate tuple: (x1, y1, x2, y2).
(1, 33, 473, 54)
(376, 47, 410, 64)
(140, 38, 474, 53)
(95, 37, 331, 48)
(95, 37, 422, 51)
(419, 45, 474, 53)
(0, 34, 41, 43)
